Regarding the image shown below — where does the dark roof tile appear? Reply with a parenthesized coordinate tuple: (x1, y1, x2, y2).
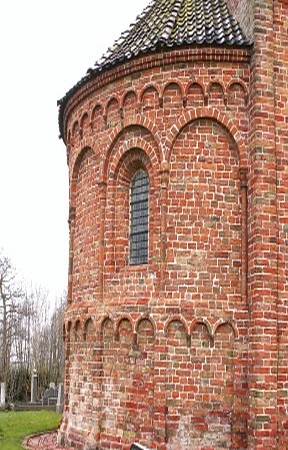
(92, 0, 250, 73)
(58, 0, 251, 136)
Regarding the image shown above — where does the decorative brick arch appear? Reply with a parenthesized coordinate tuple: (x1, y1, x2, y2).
(112, 143, 155, 185)
(99, 315, 115, 334)
(103, 130, 162, 272)
(139, 82, 161, 105)
(73, 319, 82, 342)
(70, 143, 98, 192)
(121, 89, 138, 109)
(100, 119, 162, 181)
(226, 78, 248, 104)
(185, 79, 206, 97)
(115, 314, 135, 336)
(213, 318, 239, 340)
(91, 102, 103, 118)
(135, 315, 157, 337)
(64, 320, 72, 342)
(207, 80, 226, 103)
(104, 95, 120, 117)
(161, 79, 185, 98)
(164, 315, 189, 337)
(166, 108, 247, 168)
(190, 318, 213, 338)
(83, 317, 95, 341)
(69, 146, 100, 305)
(101, 123, 162, 184)
(80, 112, 89, 131)
(71, 120, 79, 138)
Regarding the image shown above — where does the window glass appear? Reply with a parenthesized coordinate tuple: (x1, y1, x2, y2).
(130, 169, 149, 265)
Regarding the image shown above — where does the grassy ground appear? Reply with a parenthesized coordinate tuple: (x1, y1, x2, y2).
(0, 410, 61, 450)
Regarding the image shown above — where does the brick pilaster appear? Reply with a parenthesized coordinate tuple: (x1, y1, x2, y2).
(248, 1, 278, 448)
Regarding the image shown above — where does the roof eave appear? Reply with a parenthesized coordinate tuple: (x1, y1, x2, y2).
(58, 41, 253, 143)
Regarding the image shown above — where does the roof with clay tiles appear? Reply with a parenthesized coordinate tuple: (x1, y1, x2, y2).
(93, 0, 250, 73)
(58, 0, 251, 136)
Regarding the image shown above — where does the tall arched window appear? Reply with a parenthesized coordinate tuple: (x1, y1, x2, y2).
(130, 169, 149, 265)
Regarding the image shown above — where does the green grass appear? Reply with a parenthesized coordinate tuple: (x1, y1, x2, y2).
(0, 410, 61, 450)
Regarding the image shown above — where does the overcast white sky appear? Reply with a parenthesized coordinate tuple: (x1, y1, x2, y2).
(0, 0, 149, 300)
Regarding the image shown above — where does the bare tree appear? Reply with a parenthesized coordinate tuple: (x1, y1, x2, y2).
(0, 250, 23, 383)
(19, 288, 66, 389)
(0, 249, 66, 401)
(48, 293, 66, 383)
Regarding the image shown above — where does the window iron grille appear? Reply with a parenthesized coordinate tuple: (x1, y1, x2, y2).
(130, 169, 149, 265)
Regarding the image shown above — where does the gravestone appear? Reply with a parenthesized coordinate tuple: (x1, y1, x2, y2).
(31, 369, 38, 403)
(41, 389, 49, 406)
(56, 382, 64, 413)
(0, 382, 5, 409)
(48, 385, 56, 398)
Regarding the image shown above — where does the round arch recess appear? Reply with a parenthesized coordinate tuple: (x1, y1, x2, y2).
(166, 108, 247, 169)
(101, 123, 162, 184)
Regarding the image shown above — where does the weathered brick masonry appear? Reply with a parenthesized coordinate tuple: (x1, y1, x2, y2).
(58, 1, 288, 449)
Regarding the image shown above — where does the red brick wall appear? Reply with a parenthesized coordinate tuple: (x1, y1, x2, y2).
(236, 1, 288, 449)
(274, 1, 288, 448)
(59, 46, 251, 450)
(71, 148, 100, 303)
(58, 6, 288, 444)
